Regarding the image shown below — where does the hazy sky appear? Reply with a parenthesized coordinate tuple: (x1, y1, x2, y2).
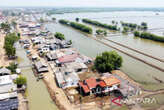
(0, 0, 164, 7)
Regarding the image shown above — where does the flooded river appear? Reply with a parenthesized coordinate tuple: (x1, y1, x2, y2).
(16, 43, 58, 110)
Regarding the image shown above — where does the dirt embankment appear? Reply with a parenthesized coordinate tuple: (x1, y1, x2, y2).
(43, 78, 66, 110)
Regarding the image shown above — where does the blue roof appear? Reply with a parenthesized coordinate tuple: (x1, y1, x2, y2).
(0, 98, 18, 110)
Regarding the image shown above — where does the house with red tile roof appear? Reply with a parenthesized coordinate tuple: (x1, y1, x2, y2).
(79, 75, 121, 95)
(101, 75, 120, 93)
(79, 77, 106, 95)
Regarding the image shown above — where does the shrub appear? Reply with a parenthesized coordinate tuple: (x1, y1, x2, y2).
(15, 76, 27, 88)
(54, 32, 65, 40)
(94, 51, 123, 73)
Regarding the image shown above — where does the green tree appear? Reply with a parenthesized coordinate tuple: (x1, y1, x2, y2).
(11, 20, 17, 28)
(141, 22, 147, 27)
(17, 33, 21, 37)
(122, 27, 129, 33)
(54, 32, 65, 40)
(134, 31, 140, 37)
(52, 17, 56, 21)
(76, 18, 79, 22)
(68, 40, 72, 45)
(4, 33, 20, 57)
(96, 29, 107, 36)
(1, 22, 11, 33)
(7, 62, 18, 74)
(112, 20, 115, 24)
(94, 51, 123, 73)
(40, 17, 44, 23)
(15, 76, 27, 88)
(5, 44, 16, 56)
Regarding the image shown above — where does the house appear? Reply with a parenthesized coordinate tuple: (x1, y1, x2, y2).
(34, 61, 48, 73)
(100, 75, 121, 93)
(55, 67, 80, 89)
(50, 43, 57, 50)
(0, 75, 18, 100)
(46, 52, 58, 61)
(0, 68, 11, 76)
(59, 40, 72, 48)
(79, 75, 121, 95)
(64, 62, 88, 73)
(32, 55, 38, 61)
(0, 98, 19, 110)
(79, 77, 106, 95)
(56, 53, 79, 66)
(19, 23, 28, 28)
(39, 47, 50, 53)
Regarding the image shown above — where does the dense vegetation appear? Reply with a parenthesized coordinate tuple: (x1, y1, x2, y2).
(121, 21, 148, 32)
(4, 33, 20, 57)
(59, 19, 70, 25)
(15, 76, 27, 87)
(54, 32, 65, 40)
(121, 22, 138, 29)
(94, 51, 123, 73)
(59, 19, 93, 34)
(40, 17, 44, 23)
(7, 62, 18, 74)
(75, 18, 79, 22)
(96, 29, 107, 36)
(134, 31, 164, 42)
(70, 22, 92, 34)
(52, 17, 56, 21)
(82, 19, 118, 31)
(0, 22, 11, 33)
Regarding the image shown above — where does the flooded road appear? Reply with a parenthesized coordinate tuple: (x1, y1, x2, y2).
(16, 43, 58, 110)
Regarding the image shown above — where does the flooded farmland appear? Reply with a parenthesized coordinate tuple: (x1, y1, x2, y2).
(45, 11, 164, 91)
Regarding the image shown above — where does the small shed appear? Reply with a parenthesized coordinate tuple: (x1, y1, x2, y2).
(34, 61, 48, 73)
(0, 68, 11, 76)
(46, 52, 58, 61)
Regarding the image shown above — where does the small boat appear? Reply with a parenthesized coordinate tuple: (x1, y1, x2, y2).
(38, 75, 44, 79)
(37, 74, 44, 81)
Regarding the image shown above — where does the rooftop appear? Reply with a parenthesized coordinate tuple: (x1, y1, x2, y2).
(58, 53, 79, 63)
(101, 75, 121, 86)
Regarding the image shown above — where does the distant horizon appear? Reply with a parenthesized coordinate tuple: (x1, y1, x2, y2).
(0, 0, 164, 8)
(0, 6, 164, 9)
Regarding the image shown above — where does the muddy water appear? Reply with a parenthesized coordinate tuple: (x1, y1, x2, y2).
(46, 22, 164, 91)
(16, 43, 58, 110)
(51, 11, 164, 59)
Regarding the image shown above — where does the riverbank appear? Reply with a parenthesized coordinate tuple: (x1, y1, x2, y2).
(50, 22, 164, 91)
(16, 25, 59, 110)
(18, 23, 142, 110)
(0, 30, 29, 110)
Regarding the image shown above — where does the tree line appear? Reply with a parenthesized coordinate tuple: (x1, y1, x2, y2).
(121, 21, 148, 31)
(134, 31, 164, 42)
(4, 33, 20, 57)
(59, 19, 92, 34)
(82, 19, 118, 31)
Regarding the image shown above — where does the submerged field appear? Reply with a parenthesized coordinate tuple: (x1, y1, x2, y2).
(44, 11, 164, 91)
